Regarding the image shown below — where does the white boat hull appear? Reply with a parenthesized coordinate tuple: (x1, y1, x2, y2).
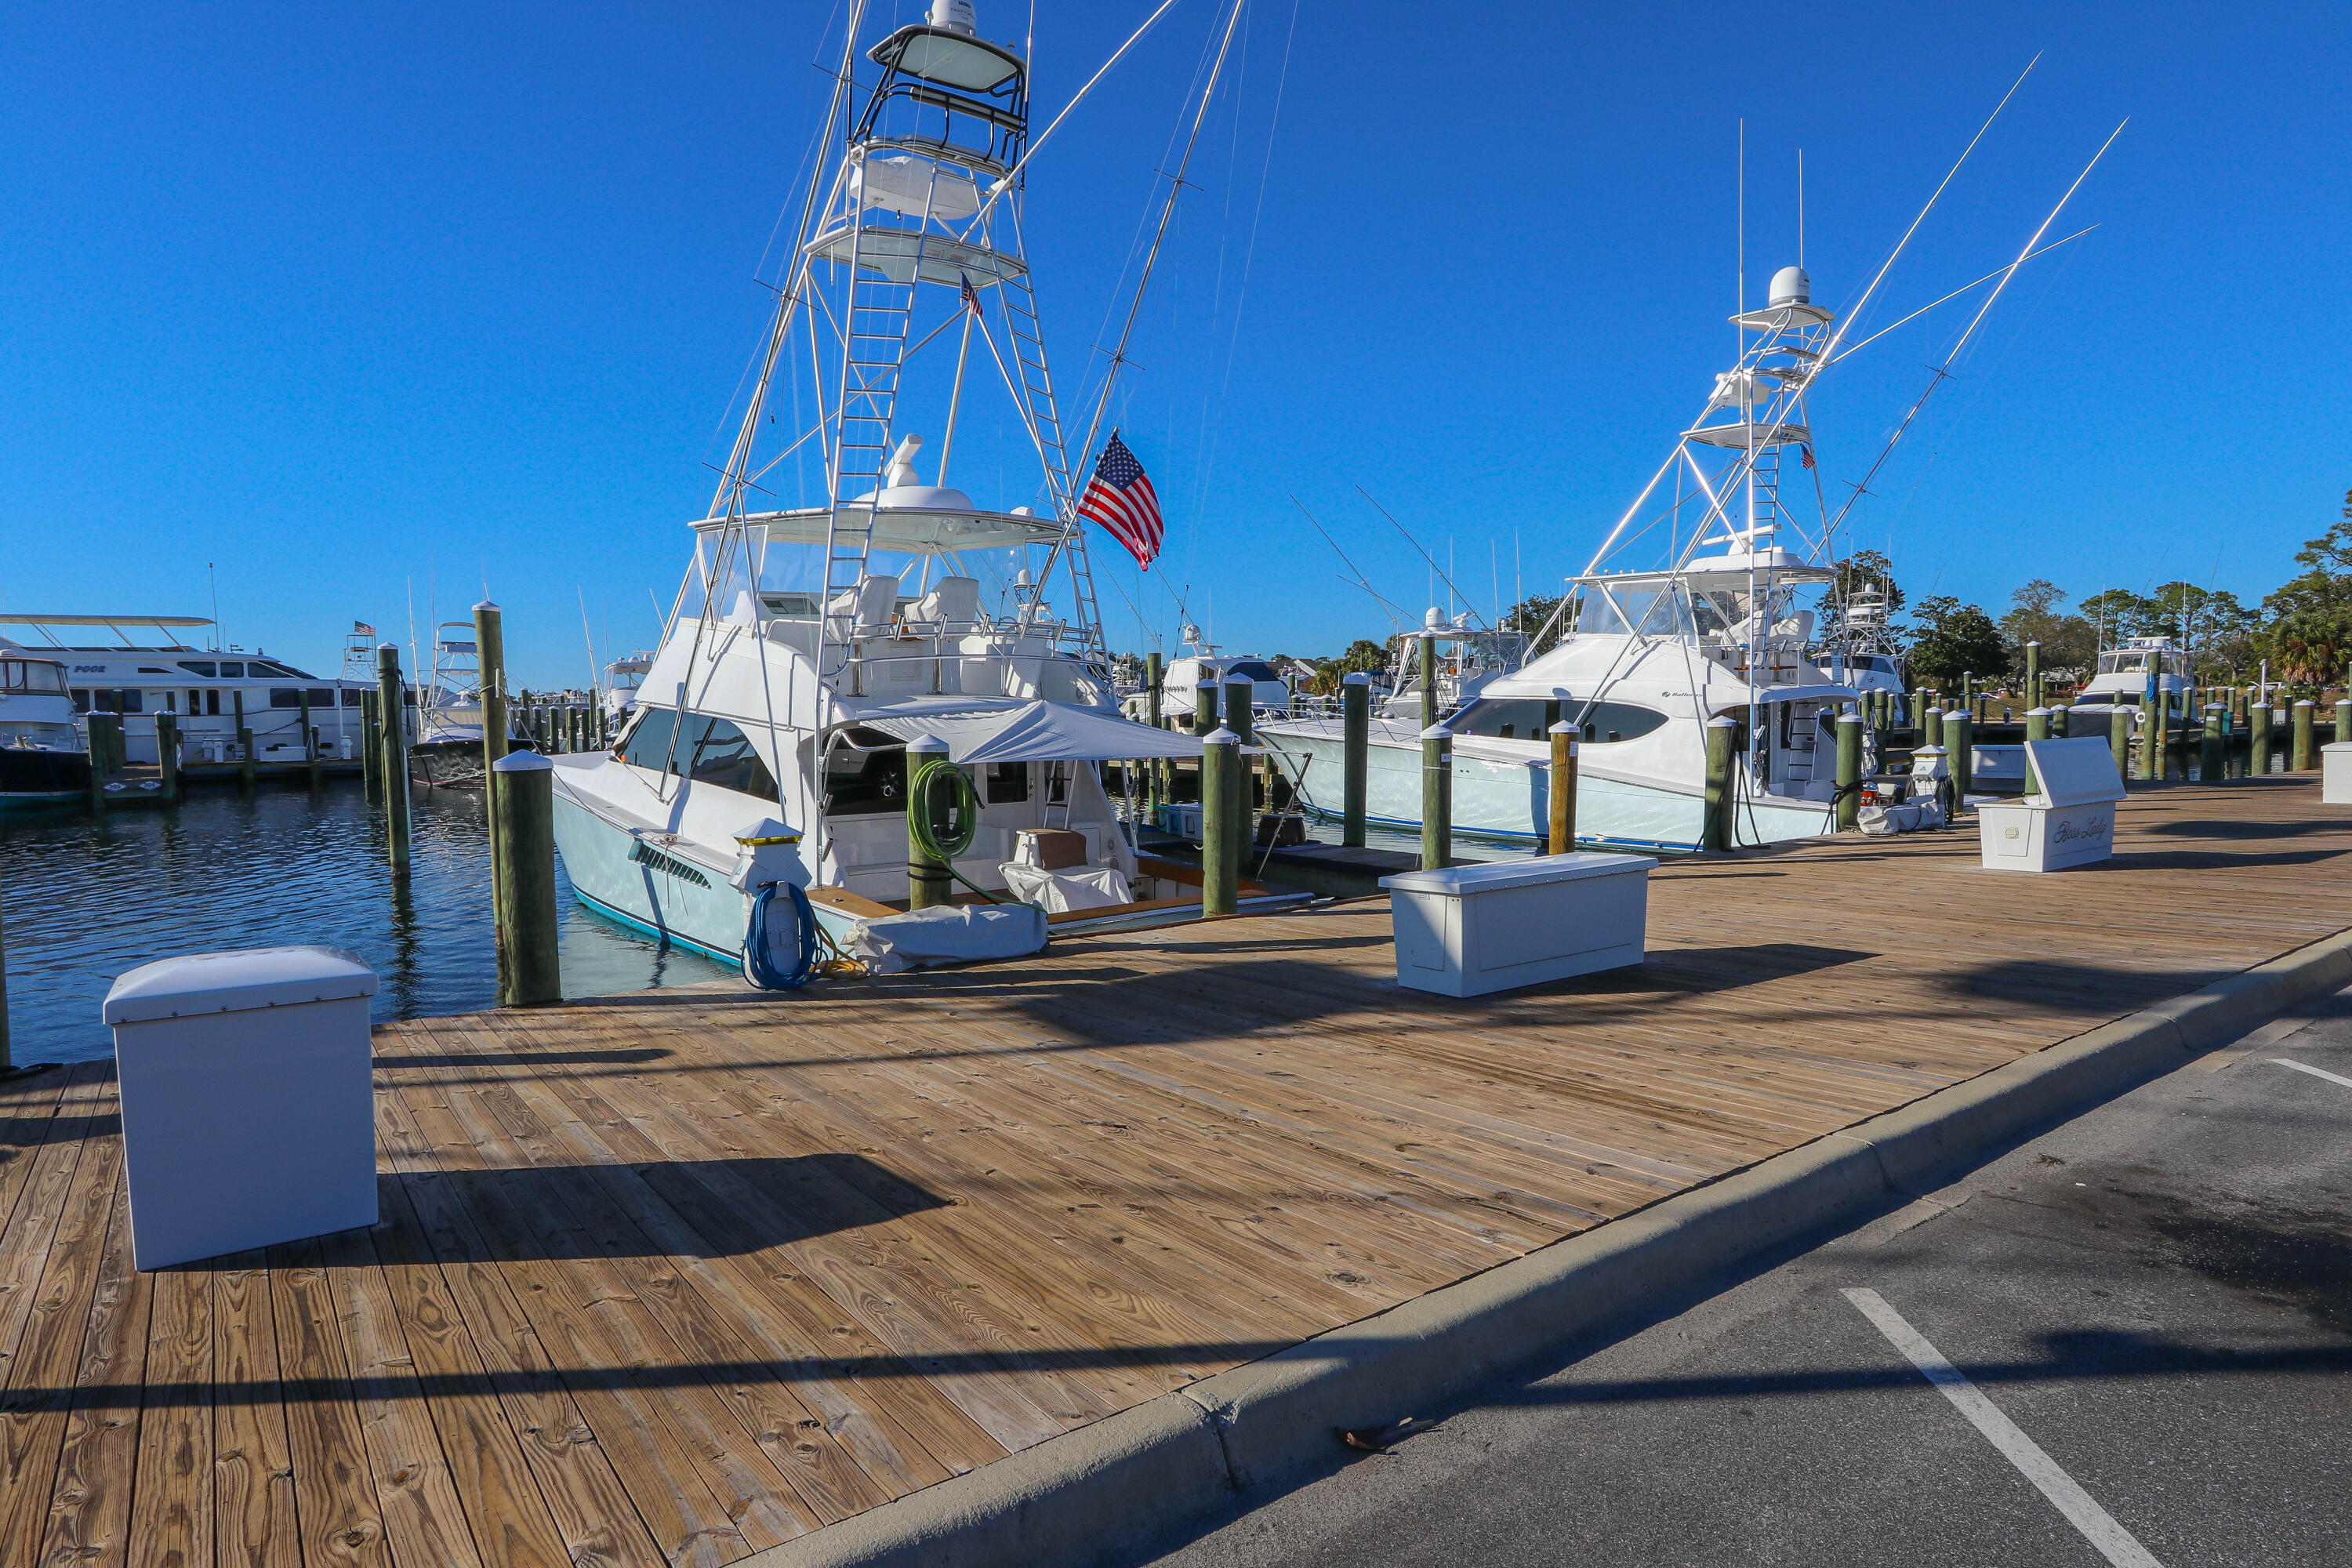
(1258, 720, 1835, 851)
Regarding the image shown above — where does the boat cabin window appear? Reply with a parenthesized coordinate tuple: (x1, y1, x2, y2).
(1222, 660, 1278, 684)
(1452, 699, 1556, 740)
(267, 688, 339, 710)
(2098, 651, 2148, 674)
(678, 715, 779, 800)
(343, 688, 363, 706)
(1, 660, 67, 694)
(178, 661, 216, 677)
(985, 760, 1029, 804)
(619, 706, 678, 771)
(1573, 702, 1668, 743)
(823, 734, 907, 816)
(1581, 588, 1697, 638)
(78, 688, 144, 714)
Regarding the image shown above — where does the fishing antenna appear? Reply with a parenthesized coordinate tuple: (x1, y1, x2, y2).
(1289, 495, 1409, 630)
(578, 587, 600, 701)
(1824, 120, 2128, 551)
(1355, 485, 1490, 630)
(1828, 227, 2097, 365)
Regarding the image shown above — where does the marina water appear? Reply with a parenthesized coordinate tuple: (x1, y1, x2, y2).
(2, 781, 731, 1066)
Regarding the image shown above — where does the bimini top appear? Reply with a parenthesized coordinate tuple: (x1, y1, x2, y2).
(868, 24, 1024, 93)
(1580, 546, 1837, 590)
(848, 697, 1212, 763)
(694, 493, 1065, 555)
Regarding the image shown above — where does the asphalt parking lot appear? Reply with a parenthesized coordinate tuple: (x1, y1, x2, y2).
(1149, 995, 2352, 1567)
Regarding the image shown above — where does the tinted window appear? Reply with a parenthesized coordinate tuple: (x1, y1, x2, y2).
(70, 688, 90, 713)
(1224, 661, 1278, 683)
(619, 706, 679, 771)
(1577, 701, 1668, 742)
(341, 688, 363, 707)
(2, 660, 67, 694)
(684, 716, 779, 800)
(985, 760, 1029, 803)
(1453, 699, 1559, 740)
(824, 742, 906, 816)
(218, 662, 245, 678)
(179, 661, 217, 677)
(270, 688, 302, 709)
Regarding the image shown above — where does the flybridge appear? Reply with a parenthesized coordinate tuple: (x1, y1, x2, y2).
(0, 614, 214, 651)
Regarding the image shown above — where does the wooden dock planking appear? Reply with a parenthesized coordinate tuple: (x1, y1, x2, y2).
(5, 777, 2352, 1566)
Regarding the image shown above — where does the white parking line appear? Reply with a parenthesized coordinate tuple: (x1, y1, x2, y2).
(2270, 1058, 2352, 1091)
(1842, 1288, 2163, 1568)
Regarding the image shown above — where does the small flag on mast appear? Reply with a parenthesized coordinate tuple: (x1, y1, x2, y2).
(1076, 431, 1163, 569)
(959, 272, 982, 317)
(1799, 444, 1817, 470)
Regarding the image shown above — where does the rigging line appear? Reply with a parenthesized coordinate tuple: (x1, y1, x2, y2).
(1826, 120, 2128, 544)
(1828, 228, 2096, 365)
(1290, 494, 1409, 631)
(1813, 54, 2042, 374)
(1022, 0, 1250, 641)
(1356, 485, 1490, 630)
(958, 0, 1188, 243)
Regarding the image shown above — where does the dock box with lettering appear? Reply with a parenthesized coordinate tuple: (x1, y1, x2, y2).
(1975, 737, 2127, 873)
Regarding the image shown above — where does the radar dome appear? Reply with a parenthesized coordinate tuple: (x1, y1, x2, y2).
(928, 0, 978, 35)
(1768, 265, 1810, 307)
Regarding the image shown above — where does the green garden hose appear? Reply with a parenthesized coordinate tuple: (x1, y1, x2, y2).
(907, 754, 981, 862)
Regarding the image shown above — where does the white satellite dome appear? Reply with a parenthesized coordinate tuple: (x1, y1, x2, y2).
(1768, 265, 1810, 307)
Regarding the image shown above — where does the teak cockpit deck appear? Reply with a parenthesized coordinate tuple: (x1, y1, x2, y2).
(3, 777, 2347, 1566)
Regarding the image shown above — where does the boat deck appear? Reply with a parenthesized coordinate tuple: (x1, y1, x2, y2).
(5, 777, 2348, 1566)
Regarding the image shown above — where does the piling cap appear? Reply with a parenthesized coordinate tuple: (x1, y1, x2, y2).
(1548, 719, 1574, 734)
(906, 733, 951, 755)
(1706, 715, 1738, 728)
(474, 600, 500, 612)
(2027, 706, 2052, 716)
(1341, 671, 1370, 686)
(1420, 723, 1453, 741)
(2296, 698, 2316, 707)
(492, 750, 551, 773)
(1837, 711, 1863, 724)
(1202, 725, 1240, 745)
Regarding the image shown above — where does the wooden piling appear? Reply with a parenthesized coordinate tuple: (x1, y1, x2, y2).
(2336, 697, 2351, 760)
(906, 736, 953, 912)
(377, 644, 412, 876)
(1420, 723, 1452, 872)
(491, 751, 561, 1006)
(1704, 715, 1737, 852)
(476, 602, 510, 894)
(84, 713, 111, 810)
(2141, 688, 2164, 782)
(1193, 675, 1218, 736)
(0, 873, 9, 1069)
(228, 690, 255, 789)
(1419, 631, 1439, 734)
(1200, 727, 1239, 916)
(151, 712, 178, 800)
(2111, 706, 2133, 785)
(2024, 706, 2050, 796)
(2252, 700, 2272, 776)
(1225, 674, 1256, 825)
(2024, 641, 2042, 711)
(1835, 713, 1864, 831)
(1341, 672, 1369, 848)
(1944, 707, 1974, 802)
(1548, 722, 1577, 852)
(297, 688, 323, 788)
(2201, 704, 2225, 783)
(361, 689, 380, 797)
(2292, 699, 2316, 771)
(1145, 652, 1165, 812)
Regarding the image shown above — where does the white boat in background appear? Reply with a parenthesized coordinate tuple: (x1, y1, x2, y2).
(0, 613, 369, 770)
(0, 648, 90, 810)
(1261, 265, 1864, 851)
(601, 652, 652, 720)
(551, 0, 1229, 977)
(2065, 637, 2190, 722)
(1120, 624, 1289, 727)
(1813, 581, 1907, 698)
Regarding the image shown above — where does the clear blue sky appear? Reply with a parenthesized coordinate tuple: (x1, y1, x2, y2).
(4, 1, 2345, 684)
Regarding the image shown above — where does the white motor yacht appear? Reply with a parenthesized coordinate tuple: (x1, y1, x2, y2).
(552, 0, 1218, 978)
(0, 613, 370, 771)
(0, 648, 89, 810)
(1261, 266, 1864, 851)
(2066, 637, 2191, 723)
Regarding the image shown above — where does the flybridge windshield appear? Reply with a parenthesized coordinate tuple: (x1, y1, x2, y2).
(2, 659, 67, 693)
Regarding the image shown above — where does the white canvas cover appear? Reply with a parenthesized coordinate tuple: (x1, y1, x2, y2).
(850, 155, 983, 221)
(855, 699, 1210, 762)
(844, 902, 1047, 974)
(999, 862, 1132, 913)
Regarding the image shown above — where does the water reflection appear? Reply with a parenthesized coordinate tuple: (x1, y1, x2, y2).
(0, 780, 733, 1065)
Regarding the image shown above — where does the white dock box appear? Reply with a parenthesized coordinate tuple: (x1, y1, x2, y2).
(103, 946, 379, 1271)
(2324, 742, 2352, 804)
(1380, 852, 1656, 997)
(1975, 737, 2128, 873)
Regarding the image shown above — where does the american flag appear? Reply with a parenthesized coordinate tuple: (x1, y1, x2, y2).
(1799, 444, 1817, 470)
(960, 272, 982, 317)
(1076, 432, 1163, 568)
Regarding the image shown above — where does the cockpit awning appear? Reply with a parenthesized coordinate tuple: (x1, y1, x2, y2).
(848, 698, 1213, 763)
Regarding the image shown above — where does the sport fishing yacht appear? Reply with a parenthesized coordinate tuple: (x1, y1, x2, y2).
(408, 619, 539, 788)
(1261, 267, 1862, 850)
(2064, 637, 2190, 723)
(552, 0, 1213, 977)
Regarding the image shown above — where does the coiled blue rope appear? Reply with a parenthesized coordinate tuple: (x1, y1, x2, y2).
(741, 880, 820, 990)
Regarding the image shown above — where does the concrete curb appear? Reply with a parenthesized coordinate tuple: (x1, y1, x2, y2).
(741, 924, 2352, 1568)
